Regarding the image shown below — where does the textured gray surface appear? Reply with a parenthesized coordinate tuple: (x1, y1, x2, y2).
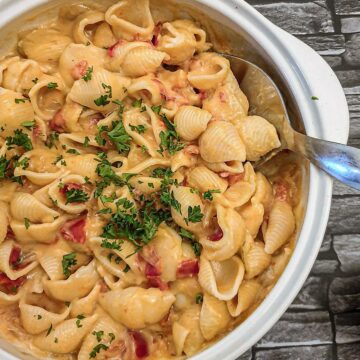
(237, 0, 360, 358)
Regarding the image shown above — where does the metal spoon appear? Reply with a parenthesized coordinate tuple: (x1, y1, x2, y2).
(222, 54, 360, 191)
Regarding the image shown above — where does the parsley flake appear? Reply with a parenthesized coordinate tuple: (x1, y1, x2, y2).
(47, 82, 58, 89)
(82, 66, 93, 82)
(62, 252, 77, 278)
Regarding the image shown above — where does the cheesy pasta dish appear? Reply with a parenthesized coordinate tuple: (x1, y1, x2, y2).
(0, 0, 303, 359)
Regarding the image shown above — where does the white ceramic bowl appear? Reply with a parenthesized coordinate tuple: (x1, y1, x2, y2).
(0, 0, 349, 359)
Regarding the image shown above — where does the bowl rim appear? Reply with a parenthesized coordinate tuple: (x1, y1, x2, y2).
(0, 0, 346, 359)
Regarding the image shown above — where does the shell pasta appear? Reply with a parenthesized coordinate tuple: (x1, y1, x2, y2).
(0, 1, 303, 359)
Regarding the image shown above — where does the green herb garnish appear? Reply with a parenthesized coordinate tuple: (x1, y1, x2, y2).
(62, 252, 77, 278)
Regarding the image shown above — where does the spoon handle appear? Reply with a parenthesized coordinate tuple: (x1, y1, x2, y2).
(294, 131, 360, 191)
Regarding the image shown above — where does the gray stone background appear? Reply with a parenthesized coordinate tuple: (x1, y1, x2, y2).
(236, 0, 360, 359)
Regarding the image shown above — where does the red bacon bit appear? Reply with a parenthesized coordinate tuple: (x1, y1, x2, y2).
(147, 276, 169, 290)
(9, 247, 22, 266)
(71, 60, 88, 80)
(144, 262, 161, 277)
(130, 331, 149, 359)
(107, 39, 126, 57)
(199, 90, 208, 101)
(0, 273, 25, 293)
(176, 259, 199, 278)
(151, 22, 162, 46)
(50, 111, 66, 133)
(208, 224, 223, 241)
(6, 227, 15, 240)
(153, 79, 172, 101)
(227, 172, 245, 186)
(60, 217, 87, 244)
(32, 124, 42, 139)
(219, 91, 227, 103)
(184, 145, 199, 156)
(274, 181, 289, 202)
(59, 183, 83, 196)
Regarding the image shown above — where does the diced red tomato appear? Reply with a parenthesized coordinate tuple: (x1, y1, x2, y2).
(208, 225, 223, 241)
(50, 111, 66, 133)
(0, 273, 25, 293)
(144, 262, 161, 277)
(59, 183, 83, 196)
(176, 259, 199, 278)
(130, 332, 149, 359)
(71, 60, 88, 80)
(9, 247, 22, 266)
(60, 217, 87, 244)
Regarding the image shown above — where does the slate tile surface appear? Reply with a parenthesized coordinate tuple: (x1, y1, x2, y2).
(234, 0, 360, 358)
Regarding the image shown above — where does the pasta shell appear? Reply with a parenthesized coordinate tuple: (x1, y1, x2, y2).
(127, 73, 162, 104)
(188, 53, 230, 90)
(59, 43, 107, 88)
(0, 201, 9, 245)
(33, 314, 98, 353)
(43, 260, 99, 301)
(10, 216, 69, 244)
(199, 121, 246, 163)
(73, 11, 105, 45)
(237, 116, 281, 161)
(264, 200, 295, 254)
(10, 193, 59, 223)
(58, 154, 99, 181)
(0, 289, 22, 305)
(99, 287, 175, 329)
(238, 203, 264, 238)
(19, 293, 72, 335)
(203, 72, 249, 123)
(18, 28, 72, 70)
(241, 237, 271, 279)
(69, 67, 130, 112)
(200, 293, 231, 340)
(173, 321, 190, 356)
(170, 185, 204, 234)
(122, 47, 169, 77)
(105, 0, 155, 41)
(175, 305, 204, 356)
(48, 174, 89, 215)
(187, 166, 228, 193)
(70, 284, 101, 317)
(0, 240, 38, 280)
(0, 180, 17, 202)
(198, 255, 244, 301)
(171, 148, 198, 172)
(174, 106, 212, 141)
(93, 22, 117, 49)
(227, 279, 261, 317)
(203, 159, 244, 174)
(200, 205, 246, 261)
(29, 75, 66, 121)
(13, 149, 64, 186)
(78, 312, 125, 360)
(0, 88, 34, 137)
(252, 172, 274, 213)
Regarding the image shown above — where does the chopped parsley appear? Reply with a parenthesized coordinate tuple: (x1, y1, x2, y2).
(82, 66, 93, 82)
(179, 228, 194, 240)
(46, 324, 53, 337)
(76, 314, 85, 328)
(20, 120, 36, 130)
(185, 205, 203, 225)
(311, 96, 319, 100)
(0, 156, 9, 179)
(203, 189, 221, 201)
(15, 98, 30, 104)
(6, 129, 33, 151)
(83, 136, 90, 147)
(160, 190, 181, 214)
(101, 239, 122, 250)
(24, 218, 30, 229)
(47, 82, 58, 89)
(152, 167, 173, 179)
(109, 333, 115, 343)
(195, 293, 203, 304)
(123, 264, 130, 273)
(94, 83, 112, 106)
(14, 157, 29, 170)
(132, 98, 143, 108)
(158, 115, 184, 155)
(62, 252, 77, 278)
(92, 330, 104, 342)
(89, 344, 109, 358)
(66, 148, 80, 155)
(151, 105, 162, 114)
(129, 124, 147, 134)
(64, 188, 89, 204)
(45, 132, 59, 149)
(191, 241, 202, 257)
